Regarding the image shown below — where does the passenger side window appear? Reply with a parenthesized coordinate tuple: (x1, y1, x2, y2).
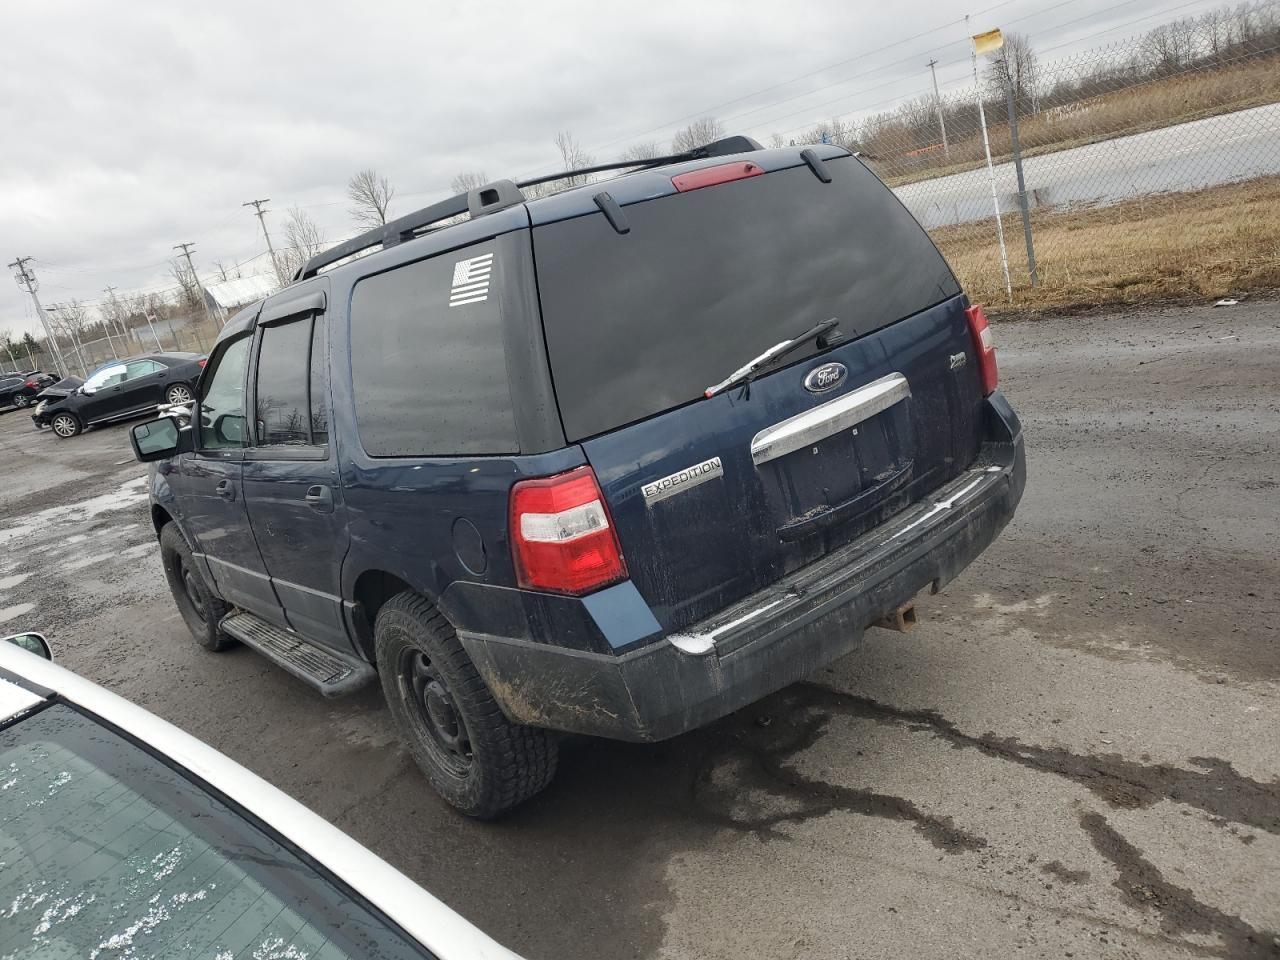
(252, 315, 329, 448)
(349, 241, 517, 456)
(197, 336, 251, 451)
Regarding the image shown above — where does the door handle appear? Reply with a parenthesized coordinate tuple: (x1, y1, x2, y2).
(305, 484, 334, 514)
(215, 479, 236, 502)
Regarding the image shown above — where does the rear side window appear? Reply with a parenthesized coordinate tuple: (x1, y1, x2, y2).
(534, 155, 960, 441)
(350, 242, 517, 457)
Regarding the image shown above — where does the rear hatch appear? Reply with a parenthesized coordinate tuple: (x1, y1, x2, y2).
(531, 149, 987, 633)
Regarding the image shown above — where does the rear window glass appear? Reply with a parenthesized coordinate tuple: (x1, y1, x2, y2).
(0, 704, 430, 959)
(534, 155, 960, 441)
(350, 242, 517, 457)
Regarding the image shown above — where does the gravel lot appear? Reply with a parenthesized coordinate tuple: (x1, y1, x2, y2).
(1, 301, 1276, 960)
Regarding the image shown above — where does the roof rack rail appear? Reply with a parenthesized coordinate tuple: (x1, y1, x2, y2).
(293, 135, 763, 282)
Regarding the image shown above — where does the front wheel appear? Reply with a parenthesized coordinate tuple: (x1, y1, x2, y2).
(159, 523, 234, 651)
(165, 383, 194, 405)
(375, 592, 558, 818)
(50, 412, 81, 438)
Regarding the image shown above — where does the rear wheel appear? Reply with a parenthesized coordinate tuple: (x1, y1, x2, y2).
(50, 412, 81, 438)
(374, 592, 558, 818)
(159, 523, 234, 651)
(165, 383, 193, 405)
(12, 394, 29, 409)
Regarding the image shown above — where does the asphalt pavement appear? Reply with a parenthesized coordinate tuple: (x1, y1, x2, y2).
(895, 102, 1280, 228)
(0, 300, 1276, 960)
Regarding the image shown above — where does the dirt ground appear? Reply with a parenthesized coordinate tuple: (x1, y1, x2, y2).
(0, 300, 1276, 960)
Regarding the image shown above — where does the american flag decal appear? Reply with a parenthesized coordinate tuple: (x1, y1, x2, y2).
(449, 252, 493, 307)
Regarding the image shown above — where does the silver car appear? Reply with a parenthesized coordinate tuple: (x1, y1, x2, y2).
(0, 636, 520, 960)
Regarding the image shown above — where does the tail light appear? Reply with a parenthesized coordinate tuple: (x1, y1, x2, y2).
(965, 304, 999, 396)
(510, 466, 627, 595)
(197, 358, 208, 369)
(24, 380, 37, 389)
(671, 161, 764, 193)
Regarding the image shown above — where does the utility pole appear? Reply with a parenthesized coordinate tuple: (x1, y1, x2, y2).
(927, 59, 950, 160)
(243, 199, 284, 287)
(8, 256, 68, 377)
(175, 242, 215, 343)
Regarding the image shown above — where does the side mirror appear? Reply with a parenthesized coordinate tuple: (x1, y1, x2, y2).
(130, 417, 193, 463)
(2, 632, 52, 660)
(79, 385, 93, 396)
(214, 413, 246, 445)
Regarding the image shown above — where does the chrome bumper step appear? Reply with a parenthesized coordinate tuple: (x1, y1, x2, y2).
(220, 613, 374, 697)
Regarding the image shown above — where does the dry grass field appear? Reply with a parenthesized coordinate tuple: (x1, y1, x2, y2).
(934, 174, 1280, 313)
(883, 55, 1280, 187)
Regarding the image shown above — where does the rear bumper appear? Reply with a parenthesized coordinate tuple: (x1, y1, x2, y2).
(460, 394, 1025, 742)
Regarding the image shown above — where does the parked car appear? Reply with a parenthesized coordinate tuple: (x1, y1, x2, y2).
(0, 636, 521, 960)
(0, 371, 55, 408)
(33, 352, 205, 438)
(132, 137, 1025, 818)
(29, 374, 83, 428)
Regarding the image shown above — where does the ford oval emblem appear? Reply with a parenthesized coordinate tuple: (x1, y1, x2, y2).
(804, 362, 847, 394)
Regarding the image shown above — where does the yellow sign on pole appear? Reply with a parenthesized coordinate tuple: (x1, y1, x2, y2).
(972, 28, 1004, 55)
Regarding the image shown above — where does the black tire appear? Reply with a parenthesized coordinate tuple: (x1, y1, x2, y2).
(12, 393, 29, 409)
(159, 523, 235, 652)
(165, 382, 194, 405)
(375, 592, 558, 818)
(50, 412, 81, 438)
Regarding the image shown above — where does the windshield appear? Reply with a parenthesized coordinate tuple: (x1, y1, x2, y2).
(83, 364, 127, 393)
(0, 705, 432, 960)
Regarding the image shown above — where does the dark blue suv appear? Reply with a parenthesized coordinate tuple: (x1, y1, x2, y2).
(132, 138, 1025, 818)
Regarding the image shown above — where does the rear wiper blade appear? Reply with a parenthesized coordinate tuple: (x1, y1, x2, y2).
(703, 318, 840, 398)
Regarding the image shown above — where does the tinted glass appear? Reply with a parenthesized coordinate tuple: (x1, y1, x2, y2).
(0, 705, 431, 959)
(198, 335, 251, 450)
(350, 242, 517, 456)
(535, 156, 960, 441)
(310, 316, 329, 447)
(125, 359, 164, 379)
(255, 318, 313, 446)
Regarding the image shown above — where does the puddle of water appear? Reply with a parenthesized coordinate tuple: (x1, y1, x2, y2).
(0, 476, 148, 549)
(0, 603, 36, 625)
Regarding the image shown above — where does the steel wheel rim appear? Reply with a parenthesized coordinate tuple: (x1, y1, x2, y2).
(398, 648, 472, 777)
(167, 385, 192, 404)
(52, 415, 76, 437)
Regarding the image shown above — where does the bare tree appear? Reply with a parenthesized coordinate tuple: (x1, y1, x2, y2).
(987, 32, 1039, 112)
(553, 131, 594, 187)
(279, 207, 326, 279)
(450, 171, 490, 194)
(347, 168, 396, 228)
(766, 133, 787, 149)
(620, 141, 663, 163)
(672, 117, 725, 154)
(169, 257, 203, 312)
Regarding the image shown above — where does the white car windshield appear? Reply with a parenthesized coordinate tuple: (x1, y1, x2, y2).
(0, 705, 432, 960)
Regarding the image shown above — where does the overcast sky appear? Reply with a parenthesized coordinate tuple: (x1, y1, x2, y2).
(1, 0, 1199, 336)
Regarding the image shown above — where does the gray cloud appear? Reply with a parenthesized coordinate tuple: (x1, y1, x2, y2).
(1, 0, 1190, 332)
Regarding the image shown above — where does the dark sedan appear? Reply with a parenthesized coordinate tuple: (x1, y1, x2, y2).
(33, 352, 205, 438)
(0, 372, 56, 409)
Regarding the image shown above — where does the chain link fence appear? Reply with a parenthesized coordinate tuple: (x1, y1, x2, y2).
(851, 1, 1280, 310)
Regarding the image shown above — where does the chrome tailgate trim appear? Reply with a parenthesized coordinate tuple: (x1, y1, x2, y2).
(750, 372, 911, 465)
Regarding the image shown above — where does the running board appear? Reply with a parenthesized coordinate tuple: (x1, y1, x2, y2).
(220, 612, 375, 698)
